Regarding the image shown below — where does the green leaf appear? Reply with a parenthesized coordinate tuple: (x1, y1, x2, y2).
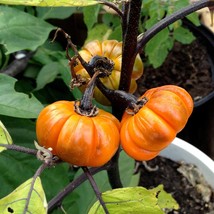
(0, 121, 12, 152)
(0, 177, 47, 214)
(145, 28, 173, 68)
(0, 6, 54, 54)
(174, 26, 196, 44)
(83, 5, 101, 30)
(88, 185, 179, 214)
(36, 7, 76, 20)
(0, 74, 44, 118)
(108, 25, 122, 41)
(85, 24, 111, 43)
(35, 59, 71, 90)
(119, 150, 135, 187)
(186, 13, 201, 26)
(150, 185, 179, 211)
(36, 62, 60, 90)
(0, 0, 97, 6)
(0, 46, 9, 69)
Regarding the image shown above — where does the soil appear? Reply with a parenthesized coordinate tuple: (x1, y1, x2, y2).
(135, 39, 214, 102)
(138, 156, 214, 214)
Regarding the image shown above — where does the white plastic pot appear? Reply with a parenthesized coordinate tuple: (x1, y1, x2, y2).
(160, 137, 214, 189)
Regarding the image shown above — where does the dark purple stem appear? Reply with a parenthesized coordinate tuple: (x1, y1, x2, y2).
(48, 165, 108, 212)
(0, 144, 37, 156)
(24, 163, 48, 214)
(82, 167, 109, 214)
(119, 0, 142, 92)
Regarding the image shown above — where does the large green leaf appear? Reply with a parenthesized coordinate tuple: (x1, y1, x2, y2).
(83, 5, 101, 30)
(35, 62, 60, 90)
(88, 185, 179, 214)
(0, 177, 47, 214)
(35, 60, 71, 90)
(0, 121, 12, 152)
(0, 74, 44, 118)
(36, 7, 76, 20)
(0, 6, 55, 54)
(0, 0, 97, 6)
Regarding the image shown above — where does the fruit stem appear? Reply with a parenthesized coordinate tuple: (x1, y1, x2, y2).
(75, 71, 100, 116)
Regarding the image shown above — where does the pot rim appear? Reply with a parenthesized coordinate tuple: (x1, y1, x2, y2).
(160, 137, 214, 188)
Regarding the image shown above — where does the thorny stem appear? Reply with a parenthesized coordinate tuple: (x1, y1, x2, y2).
(136, 0, 214, 53)
(0, 144, 37, 156)
(24, 163, 49, 214)
(82, 167, 109, 214)
(48, 165, 109, 212)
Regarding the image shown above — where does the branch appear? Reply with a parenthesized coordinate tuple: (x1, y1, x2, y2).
(136, 0, 214, 53)
(119, 0, 142, 93)
(0, 144, 37, 156)
(82, 167, 109, 214)
(24, 163, 48, 214)
(0, 51, 34, 77)
(106, 149, 123, 189)
(98, 0, 123, 18)
(48, 165, 109, 212)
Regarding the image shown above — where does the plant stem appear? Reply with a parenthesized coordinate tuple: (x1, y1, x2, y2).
(136, 0, 214, 53)
(82, 167, 109, 214)
(119, 0, 142, 93)
(121, 1, 129, 39)
(24, 162, 48, 214)
(107, 149, 123, 189)
(98, 0, 123, 18)
(48, 165, 108, 212)
(0, 144, 37, 156)
(79, 71, 100, 112)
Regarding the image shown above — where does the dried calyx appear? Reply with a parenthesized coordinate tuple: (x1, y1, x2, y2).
(74, 56, 114, 117)
(88, 55, 114, 77)
(111, 90, 148, 115)
(71, 55, 114, 89)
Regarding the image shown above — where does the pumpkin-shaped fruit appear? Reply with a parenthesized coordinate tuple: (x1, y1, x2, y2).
(36, 101, 120, 167)
(73, 40, 144, 105)
(120, 85, 193, 161)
